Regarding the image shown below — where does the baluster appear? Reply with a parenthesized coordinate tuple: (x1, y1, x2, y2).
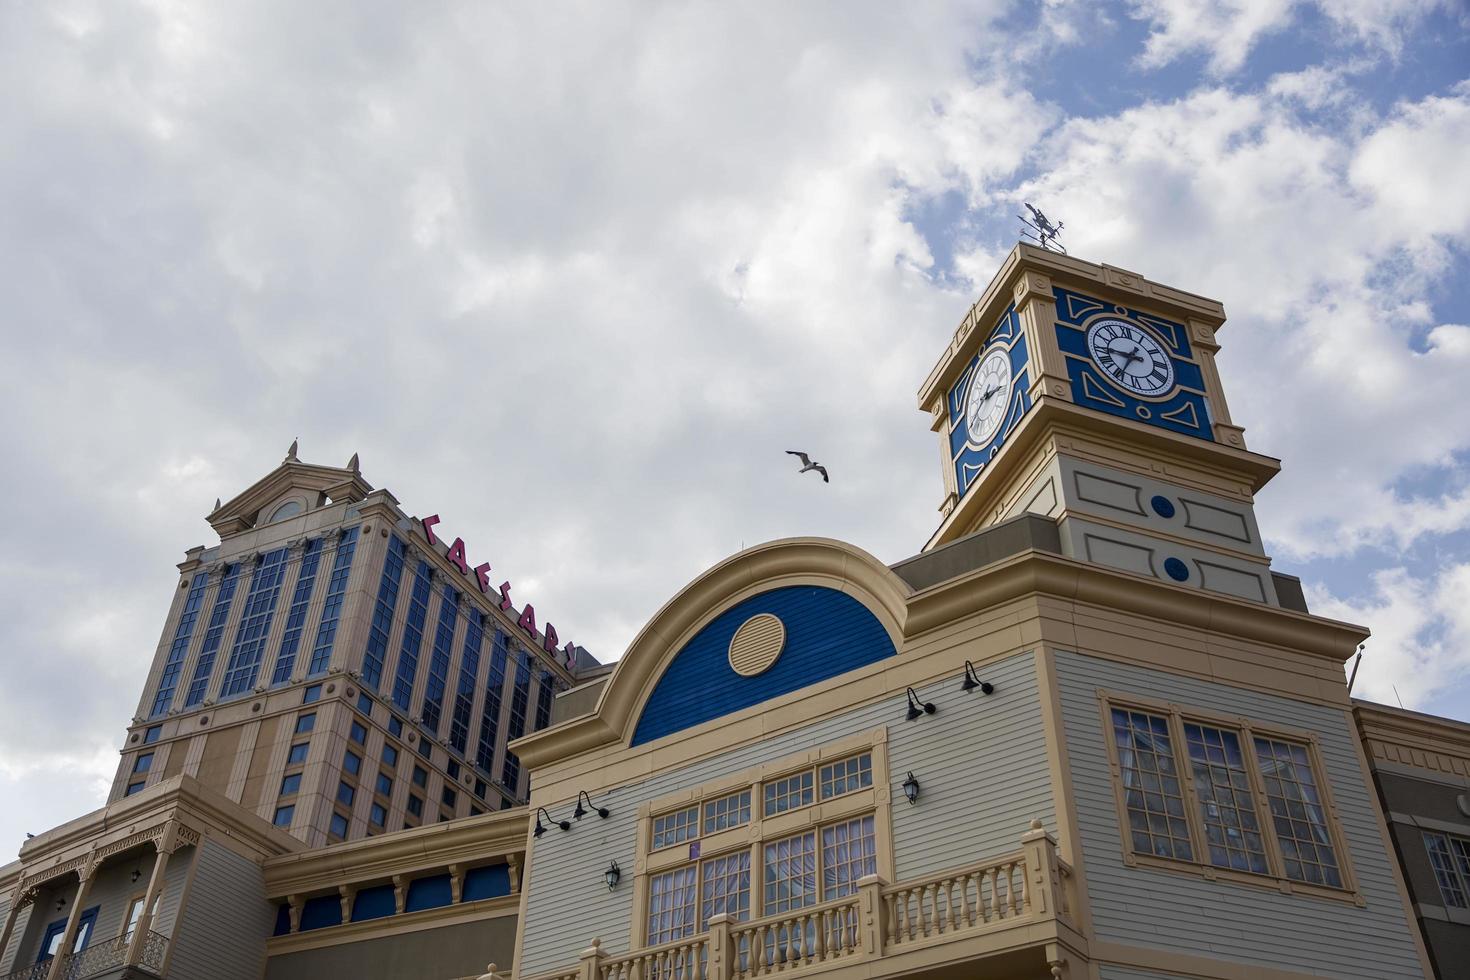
(959, 871, 974, 927)
(883, 893, 897, 947)
(903, 888, 916, 941)
(929, 883, 942, 937)
(754, 925, 767, 976)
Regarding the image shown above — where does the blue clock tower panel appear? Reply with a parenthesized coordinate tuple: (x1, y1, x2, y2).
(948, 304, 1033, 497)
(1052, 286, 1215, 442)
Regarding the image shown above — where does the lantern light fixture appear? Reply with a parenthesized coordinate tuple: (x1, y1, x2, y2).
(573, 790, 610, 821)
(902, 772, 921, 805)
(604, 860, 621, 890)
(961, 661, 994, 695)
(905, 687, 936, 722)
(534, 807, 570, 838)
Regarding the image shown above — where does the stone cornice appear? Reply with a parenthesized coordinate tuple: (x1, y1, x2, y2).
(264, 892, 518, 956)
(1354, 700, 1470, 778)
(262, 808, 529, 898)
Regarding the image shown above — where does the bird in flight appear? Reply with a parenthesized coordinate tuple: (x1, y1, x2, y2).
(786, 451, 829, 483)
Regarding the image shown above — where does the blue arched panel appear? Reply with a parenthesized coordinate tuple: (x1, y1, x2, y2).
(631, 586, 896, 747)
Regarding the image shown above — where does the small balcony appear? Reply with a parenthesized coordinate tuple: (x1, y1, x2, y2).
(519, 823, 1085, 980)
(0, 931, 169, 980)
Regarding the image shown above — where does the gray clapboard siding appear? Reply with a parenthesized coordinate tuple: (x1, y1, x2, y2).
(152, 845, 195, 938)
(1055, 650, 1425, 980)
(167, 839, 274, 980)
(1098, 967, 1189, 980)
(0, 899, 26, 973)
(519, 651, 1053, 976)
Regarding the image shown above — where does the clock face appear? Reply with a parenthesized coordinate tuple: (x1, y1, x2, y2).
(963, 347, 1013, 447)
(1086, 318, 1176, 397)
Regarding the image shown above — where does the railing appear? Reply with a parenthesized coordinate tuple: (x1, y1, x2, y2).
(521, 822, 1074, 980)
(0, 931, 170, 980)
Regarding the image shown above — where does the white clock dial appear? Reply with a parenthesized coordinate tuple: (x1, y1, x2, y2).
(1086, 318, 1176, 397)
(963, 347, 1013, 447)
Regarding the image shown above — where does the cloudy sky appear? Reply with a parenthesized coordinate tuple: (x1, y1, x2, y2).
(1, 0, 1467, 854)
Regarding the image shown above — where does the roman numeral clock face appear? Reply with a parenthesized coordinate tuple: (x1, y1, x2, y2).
(963, 347, 1013, 447)
(1086, 318, 1176, 396)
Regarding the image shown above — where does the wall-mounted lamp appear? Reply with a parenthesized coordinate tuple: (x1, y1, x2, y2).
(573, 791, 610, 821)
(961, 661, 994, 695)
(55, 896, 66, 912)
(905, 687, 936, 722)
(902, 772, 921, 805)
(604, 860, 621, 890)
(130, 863, 142, 884)
(533, 807, 570, 838)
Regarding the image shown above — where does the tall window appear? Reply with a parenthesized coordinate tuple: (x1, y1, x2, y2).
(391, 560, 433, 711)
(418, 584, 460, 735)
(1424, 831, 1470, 908)
(644, 753, 876, 949)
(534, 670, 556, 730)
(500, 651, 531, 791)
(362, 536, 406, 690)
(306, 527, 360, 676)
(475, 632, 509, 774)
(1107, 700, 1347, 892)
(184, 564, 243, 707)
(270, 540, 322, 684)
(150, 572, 209, 717)
(449, 615, 483, 754)
(218, 549, 290, 697)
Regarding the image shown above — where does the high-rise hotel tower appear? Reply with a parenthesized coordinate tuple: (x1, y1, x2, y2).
(111, 448, 602, 848)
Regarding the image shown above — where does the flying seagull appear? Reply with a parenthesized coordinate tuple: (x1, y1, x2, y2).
(786, 451, 829, 483)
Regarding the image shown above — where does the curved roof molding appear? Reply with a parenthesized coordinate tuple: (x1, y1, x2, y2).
(515, 537, 911, 768)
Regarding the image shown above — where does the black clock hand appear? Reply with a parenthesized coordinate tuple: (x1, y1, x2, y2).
(1107, 346, 1143, 366)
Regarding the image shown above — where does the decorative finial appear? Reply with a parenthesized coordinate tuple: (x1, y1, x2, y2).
(285, 438, 299, 462)
(212, 497, 221, 512)
(1019, 203, 1066, 253)
(477, 964, 501, 980)
(1030, 817, 1044, 830)
(347, 452, 359, 473)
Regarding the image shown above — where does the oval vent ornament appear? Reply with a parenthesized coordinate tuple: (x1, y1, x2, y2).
(728, 613, 786, 677)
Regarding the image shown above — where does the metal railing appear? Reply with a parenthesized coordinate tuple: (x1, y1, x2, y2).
(521, 823, 1075, 980)
(1, 930, 168, 980)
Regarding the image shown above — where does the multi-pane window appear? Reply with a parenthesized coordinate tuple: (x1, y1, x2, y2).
(274, 805, 295, 827)
(329, 813, 349, 838)
(382, 744, 398, 766)
(407, 794, 424, 818)
(647, 867, 698, 945)
(534, 671, 556, 730)
(218, 548, 289, 697)
(764, 771, 814, 816)
(653, 806, 699, 850)
(1184, 723, 1267, 873)
(704, 791, 752, 834)
(133, 753, 153, 774)
(370, 803, 387, 828)
(337, 782, 356, 806)
(819, 754, 872, 800)
(376, 773, 393, 796)
(1424, 831, 1470, 908)
(820, 816, 876, 898)
(306, 527, 359, 677)
(1254, 736, 1342, 887)
(184, 564, 243, 707)
(295, 713, 316, 735)
(449, 614, 484, 754)
(358, 691, 374, 716)
(280, 773, 301, 796)
(302, 684, 323, 704)
(501, 652, 531, 791)
(150, 572, 210, 717)
(412, 766, 428, 788)
(1109, 701, 1348, 891)
(391, 560, 434, 711)
(475, 633, 509, 773)
(1112, 708, 1193, 861)
(700, 851, 751, 928)
(350, 721, 367, 745)
(419, 585, 460, 735)
(361, 536, 406, 690)
(143, 725, 162, 744)
(344, 751, 361, 776)
(287, 742, 309, 765)
(270, 540, 321, 684)
(764, 832, 818, 914)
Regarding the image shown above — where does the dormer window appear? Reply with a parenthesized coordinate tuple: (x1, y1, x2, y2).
(267, 500, 303, 523)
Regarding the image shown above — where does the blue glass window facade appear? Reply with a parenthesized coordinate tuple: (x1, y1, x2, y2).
(534, 671, 555, 730)
(419, 585, 460, 736)
(475, 632, 509, 774)
(307, 528, 360, 676)
(270, 540, 322, 685)
(287, 742, 309, 765)
(150, 572, 210, 718)
(184, 564, 244, 708)
(449, 615, 483, 754)
(500, 651, 531, 791)
(391, 560, 434, 711)
(218, 548, 290, 698)
(362, 536, 407, 690)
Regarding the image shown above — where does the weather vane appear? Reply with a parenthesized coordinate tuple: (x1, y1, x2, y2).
(1018, 202, 1066, 253)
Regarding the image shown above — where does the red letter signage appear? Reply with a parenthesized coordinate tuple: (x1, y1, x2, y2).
(473, 562, 492, 595)
(541, 621, 558, 654)
(518, 604, 538, 636)
(445, 537, 470, 575)
(421, 514, 441, 545)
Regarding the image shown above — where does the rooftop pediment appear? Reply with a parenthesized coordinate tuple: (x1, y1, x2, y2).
(207, 445, 372, 537)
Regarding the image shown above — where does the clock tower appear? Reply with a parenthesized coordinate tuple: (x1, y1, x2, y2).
(919, 244, 1293, 607)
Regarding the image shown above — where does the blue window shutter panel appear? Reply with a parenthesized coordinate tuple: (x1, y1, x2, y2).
(405, 873, 453, 912)
(350, 884, 397, 922)
(300, 895, 342, 931)
(632, 587, 895, 747)
(462, 864, 511, 902)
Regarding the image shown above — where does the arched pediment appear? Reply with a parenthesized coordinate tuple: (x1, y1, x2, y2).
(593, 538, 912, 749)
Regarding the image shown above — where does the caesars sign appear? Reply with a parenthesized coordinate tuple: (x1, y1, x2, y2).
(418, 514, 579, 672)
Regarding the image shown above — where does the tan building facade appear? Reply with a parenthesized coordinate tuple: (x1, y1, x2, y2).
(0, 245, 1459, 980)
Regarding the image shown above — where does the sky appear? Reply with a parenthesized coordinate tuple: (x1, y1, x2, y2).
(1, 0, 1467, 856)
